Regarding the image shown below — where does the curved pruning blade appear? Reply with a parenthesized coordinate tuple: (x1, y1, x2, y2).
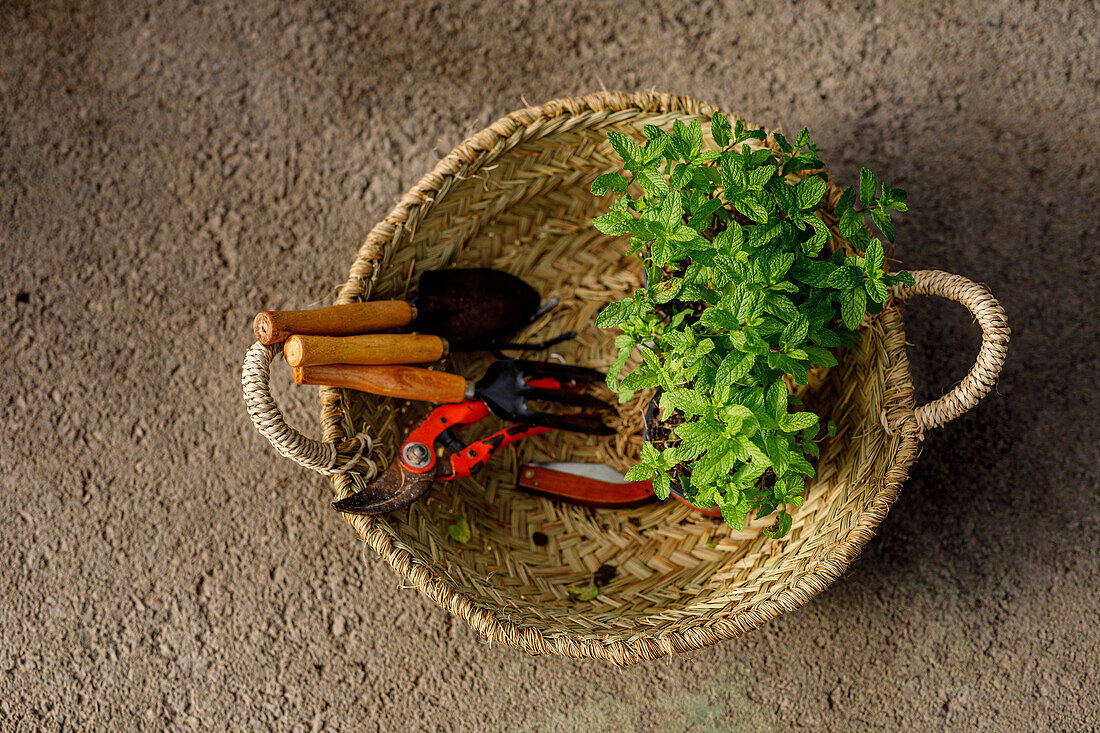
(332, 460, 436, 515)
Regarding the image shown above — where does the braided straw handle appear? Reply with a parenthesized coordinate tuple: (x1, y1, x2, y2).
(894, 270, 1009, 433)
(242, 341, 376, 477)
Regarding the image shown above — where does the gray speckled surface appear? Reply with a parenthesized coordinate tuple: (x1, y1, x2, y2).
(2, 1, 1097, 729)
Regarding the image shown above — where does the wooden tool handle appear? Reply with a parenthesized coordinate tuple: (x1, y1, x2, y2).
(252, 301, 416, 344)
(283, 334, 448, 367)
(293, 364, 470, 403)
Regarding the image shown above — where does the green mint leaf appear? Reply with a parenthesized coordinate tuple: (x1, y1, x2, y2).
(607, 130, 639, 167)
(802, 345, 838, 367)
(714, 222, 744, 251)
(859, 167, 877, 206)
(717, 351, 755, 385)
(591, 172, 629, 196)
(796, 176, 827, 210)
(840, 286, 868, 330)
(448, 517, 471, 544)
(653, 473, 671, 500)
(733, 193, 770, 222)
(595, 298, 634, 328)
(665, 389, 710, 417)
(620, 364, 661, 391)
(593, 210, 633, 236)
(669, 162, 692, 190)
(700, 305, 741, 332)
(569, 583, 599, 602)
(882, 185, 908, 211)
(838, 206, 864, 240)
(778, 411, 819, 432)
(764, 291, 799, 321)
(720, 494, 750, 529)
(675, 419, 717, 450)
(711, 112, 732, 147)
(686, 119, 704, 157)
(894, 269, 915, 286)
(803, 215, 830, 255)
(866, 277, 889, 303)
(826, 265, 862, 290)
(763, 509, 793, 539)
(836, 185, 857, 215)
(865, 239, 885, 273)
(780, 314, 809, 345)
(748, 165, 775, 189)
(635, 167, 669, 197)
(766, 381, 788, 418)
(642, 133, 670, 163)
(869, 206, 895, 242)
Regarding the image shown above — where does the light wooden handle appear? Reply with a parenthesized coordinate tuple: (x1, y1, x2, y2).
(283, 334, 448, 367)
(293, 364, 470, 403)
(252, 301, 416, 344)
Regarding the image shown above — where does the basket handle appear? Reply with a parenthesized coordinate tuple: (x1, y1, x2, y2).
(241, 341, 377, 478)
(893, 270, 1009, 433)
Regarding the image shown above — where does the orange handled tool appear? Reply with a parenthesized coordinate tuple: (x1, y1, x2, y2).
(252, 268, 541, 345)
(516, 462, 723, 517)
(294, 363, 470, 403)
(294, 359, 614, 434)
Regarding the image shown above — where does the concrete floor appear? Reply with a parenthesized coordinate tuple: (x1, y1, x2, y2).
(1, 0, 1097, 729)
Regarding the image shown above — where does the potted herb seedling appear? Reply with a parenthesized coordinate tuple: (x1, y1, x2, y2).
(591, 113, 913, 538)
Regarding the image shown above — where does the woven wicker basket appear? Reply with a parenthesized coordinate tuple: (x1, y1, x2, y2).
(242, 92, 1008, 665)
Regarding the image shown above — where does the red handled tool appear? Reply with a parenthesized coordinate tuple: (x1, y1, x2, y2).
(516, 462, 724, 517)
(516, 462, 655, 508)
(332, 378, 611, 515)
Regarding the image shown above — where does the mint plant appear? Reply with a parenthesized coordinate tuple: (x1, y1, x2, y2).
(591, 113, 913, 537)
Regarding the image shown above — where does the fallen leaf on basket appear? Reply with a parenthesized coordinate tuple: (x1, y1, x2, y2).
(448, 517, 471, 544)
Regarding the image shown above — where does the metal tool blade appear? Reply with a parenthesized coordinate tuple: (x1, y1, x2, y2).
(413, 268, 541, 349)
(534, 462, 634, 484)
(331, 460, 436, 515)
(519, 386, 611, 410)
(516, 411, 615, 435)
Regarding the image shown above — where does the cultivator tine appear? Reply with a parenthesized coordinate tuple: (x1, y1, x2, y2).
(520, 386, 612, 411)
(519, 410, 615, 435)
(489, 330, 578, 356)
(513, 360, 606, 384)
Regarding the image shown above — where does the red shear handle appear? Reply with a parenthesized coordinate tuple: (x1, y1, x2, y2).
(400, 401, 491, 474)
(442, 423, 553, 480)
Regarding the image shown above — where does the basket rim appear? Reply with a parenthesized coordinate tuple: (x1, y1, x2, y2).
(318, 91, 923, 665)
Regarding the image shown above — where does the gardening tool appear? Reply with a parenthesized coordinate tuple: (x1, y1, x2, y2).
(333, 379, 611, 514)
(517, 462, 655, 508)
(282, 322, 577, 367)
(293, 359, 614, 434)
(516, 462, 724, 516)
(253, 268, 541, 346)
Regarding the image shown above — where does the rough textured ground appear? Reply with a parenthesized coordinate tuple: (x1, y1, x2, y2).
(2, 0, 1098, 730)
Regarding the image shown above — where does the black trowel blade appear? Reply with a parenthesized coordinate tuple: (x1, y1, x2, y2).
(413, 268, 541, 349)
